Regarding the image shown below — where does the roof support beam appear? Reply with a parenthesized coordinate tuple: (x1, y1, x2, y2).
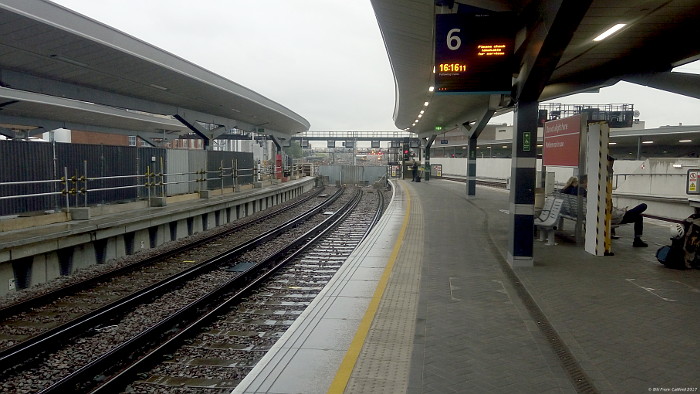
(0, 127, 16, 139)
(26, 127, 47, 137)
(269, 135, 282, 153)
(139, 138, 158, 148)
(423, 134, 437, 181)
(514, 0, 593, 103)
(173, 113, 210, 149)
(623, 72, 700, 100)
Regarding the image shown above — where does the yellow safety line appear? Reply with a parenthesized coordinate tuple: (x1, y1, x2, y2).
(327, 182, 412, 394)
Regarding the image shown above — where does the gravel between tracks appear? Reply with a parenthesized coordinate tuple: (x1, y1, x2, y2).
(0, 186, 363, 393)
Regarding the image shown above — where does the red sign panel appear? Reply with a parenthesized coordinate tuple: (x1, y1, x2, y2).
(543, 115, 581, 167)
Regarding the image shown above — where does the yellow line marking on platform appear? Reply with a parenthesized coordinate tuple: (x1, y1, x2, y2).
(327, 182, 412, 394)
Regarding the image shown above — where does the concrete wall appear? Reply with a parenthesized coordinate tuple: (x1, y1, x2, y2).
(431, 157, 700, 221)
(318, 165, 387, 185)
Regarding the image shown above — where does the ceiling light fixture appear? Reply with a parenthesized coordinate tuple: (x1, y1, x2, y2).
(641, 140, 653, 144)
(428, 86, 435, 92)
(608, 142, 617, 145)
(593, 23, 627, 41)
(150, 84, 169, 91)
(679, 139, 692, 143)
(424, 101, 429, 107)
(50, 54, 88, 67)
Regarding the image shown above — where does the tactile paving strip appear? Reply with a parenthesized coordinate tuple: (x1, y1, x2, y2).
(345, 182, 424, 393)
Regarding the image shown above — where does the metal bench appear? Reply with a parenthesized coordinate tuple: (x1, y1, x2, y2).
(534, 197, 565, 245)
(546, 192, 625, 243)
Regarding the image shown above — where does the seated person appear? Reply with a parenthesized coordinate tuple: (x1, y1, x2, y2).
(569, 175, 648, 247)
(611, 203, 648, 247)
(561, 176, 579, 195)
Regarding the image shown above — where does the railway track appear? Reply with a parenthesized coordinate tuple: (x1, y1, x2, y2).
(0, 186, 331, 353)
(0, 186, 339, 392)
(116, 187, 386, 393)
(0, 184, 389, 393)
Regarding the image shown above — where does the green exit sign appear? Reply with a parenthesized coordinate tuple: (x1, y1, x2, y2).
(435, 126, 443, 131)
(523, 131, 531, 152)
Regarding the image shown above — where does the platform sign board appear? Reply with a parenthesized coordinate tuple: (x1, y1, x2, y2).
(371, 140, 381, 149)
(431, 164, 443, 177)
(327, 140, 335, 148)
(543, 114, 582, 167)
(688, 169, 699, 194)
(434, 12, 514, 94)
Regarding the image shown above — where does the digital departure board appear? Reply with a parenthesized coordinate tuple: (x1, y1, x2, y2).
(435, 13, 514, 94)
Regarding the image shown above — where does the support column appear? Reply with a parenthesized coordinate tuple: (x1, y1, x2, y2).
(424, 135, 437, 181)
(507, 101, 538, 267)
(467, 135, 477, 196)
(270, 135, 283, 154)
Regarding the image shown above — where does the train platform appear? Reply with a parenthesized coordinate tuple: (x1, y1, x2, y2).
(234, 179, 700, 394)
(0, 177, 315, 295)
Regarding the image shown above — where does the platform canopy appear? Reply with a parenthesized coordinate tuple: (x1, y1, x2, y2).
(371, 0, 700, 139)
(0, 0, 309, 143)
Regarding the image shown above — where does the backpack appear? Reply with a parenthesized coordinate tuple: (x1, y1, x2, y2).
(656, 238, 686, 269)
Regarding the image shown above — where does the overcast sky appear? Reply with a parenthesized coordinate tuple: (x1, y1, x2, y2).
(50, 0, 700, 131)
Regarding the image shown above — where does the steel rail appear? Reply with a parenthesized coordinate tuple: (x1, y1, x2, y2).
(0, 187, 342, 376)
(43, 189, 365, 393)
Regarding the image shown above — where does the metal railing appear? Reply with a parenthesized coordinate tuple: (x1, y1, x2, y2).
(1, 160, 316, 216)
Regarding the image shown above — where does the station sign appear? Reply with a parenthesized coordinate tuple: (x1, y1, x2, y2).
(434, 12, 514, 94)
(440, 139, 449, 144)
(543, 114, 582, 167)
(327, 140, 335, 148)
(688, 169, 699, 195)
(371, 140, 381, 149)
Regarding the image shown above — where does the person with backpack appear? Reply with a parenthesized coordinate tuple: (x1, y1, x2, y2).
(657, 214, 700, 269)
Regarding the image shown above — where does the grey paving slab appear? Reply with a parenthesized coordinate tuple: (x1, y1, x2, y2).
(398, 181, 574, 394)
(428, 180, 700, 393)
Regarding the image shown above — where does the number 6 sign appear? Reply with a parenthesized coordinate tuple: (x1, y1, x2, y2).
(434, 12, 514, 94)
